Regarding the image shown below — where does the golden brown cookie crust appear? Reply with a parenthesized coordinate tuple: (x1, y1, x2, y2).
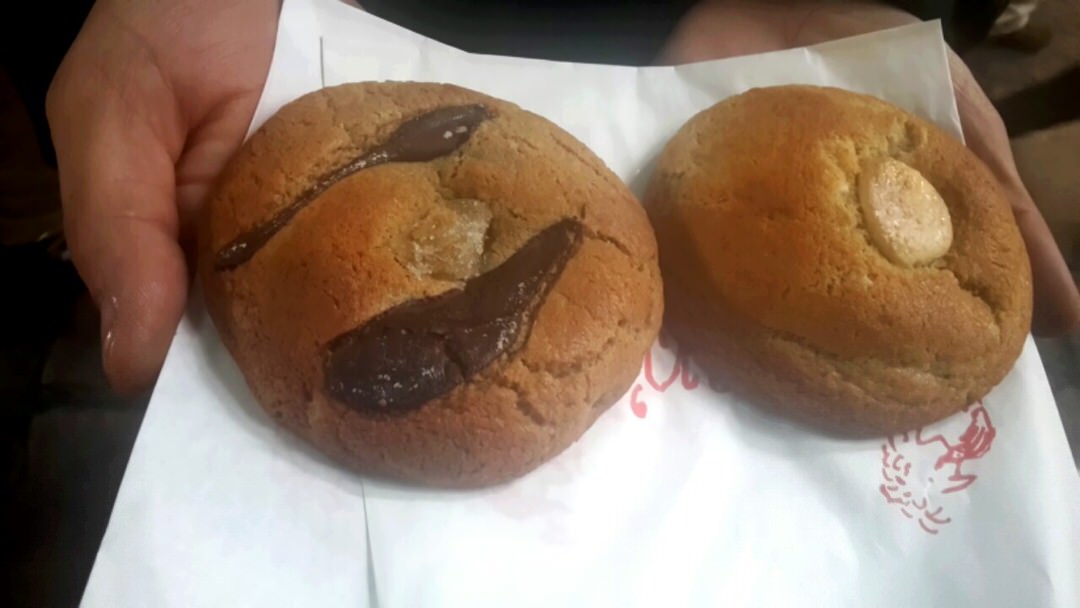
(644, 85, 1032, 435)
(199, 82, 662, 487)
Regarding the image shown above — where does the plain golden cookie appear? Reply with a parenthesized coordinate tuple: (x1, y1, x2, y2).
(644, 85, 1032, 435)
(199, 82, 663, 487)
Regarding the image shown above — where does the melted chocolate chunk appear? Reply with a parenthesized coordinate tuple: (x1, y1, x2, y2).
(214, 104, 492, 270)
(324, 218, 584, 415)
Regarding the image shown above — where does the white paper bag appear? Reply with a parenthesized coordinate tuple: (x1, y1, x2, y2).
(81, 1, 1080, 606)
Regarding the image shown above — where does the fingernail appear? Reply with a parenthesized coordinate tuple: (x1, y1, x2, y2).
(101, 295, 118, 358)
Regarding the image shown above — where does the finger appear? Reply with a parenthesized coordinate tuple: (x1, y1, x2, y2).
(174, 93, 267, 251)
(947, 53, 1080, 336)
(1010, 191, 1080, 336)
(48, 34, 189, 394)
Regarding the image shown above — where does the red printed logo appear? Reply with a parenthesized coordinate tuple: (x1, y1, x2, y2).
(879, 402, 996, 534)
(630, 333, 700, 418)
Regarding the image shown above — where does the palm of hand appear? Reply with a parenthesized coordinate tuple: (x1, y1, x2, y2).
(47, 0, 278, 393)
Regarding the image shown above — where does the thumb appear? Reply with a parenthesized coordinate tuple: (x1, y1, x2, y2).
(48, 54, 189, 396)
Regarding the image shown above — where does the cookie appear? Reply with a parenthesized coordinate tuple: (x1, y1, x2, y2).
(644, 85, 1032, 435)
(199, 82, 663, 487)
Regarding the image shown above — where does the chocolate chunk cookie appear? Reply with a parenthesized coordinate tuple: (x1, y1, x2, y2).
(644, 85, 1032, 435)
(199, 82, 662, 487)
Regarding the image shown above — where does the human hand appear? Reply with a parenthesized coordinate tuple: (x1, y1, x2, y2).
(47, 0, 279, 394)
(658, 0, 1080, 336)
